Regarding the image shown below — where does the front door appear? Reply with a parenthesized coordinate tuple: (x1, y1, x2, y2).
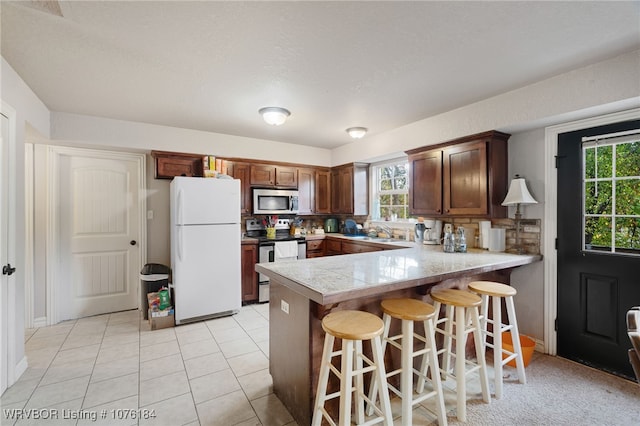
(53, 148, 144, 321)
(557, 119, 640, 379)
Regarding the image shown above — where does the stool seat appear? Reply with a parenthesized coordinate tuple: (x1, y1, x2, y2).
(381, 298, 436, 321)
(468, 281, 517, 298)
(322, 310, 384, 340)
(431, 288, 482, 307)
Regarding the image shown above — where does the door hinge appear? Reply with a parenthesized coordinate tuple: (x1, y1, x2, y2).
(555, 318, 558, 331)
(554, 155, 566, 168)
(555, 238, 558, 250)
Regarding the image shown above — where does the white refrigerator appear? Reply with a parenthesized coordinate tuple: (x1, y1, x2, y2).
(170, 176, 241, 324)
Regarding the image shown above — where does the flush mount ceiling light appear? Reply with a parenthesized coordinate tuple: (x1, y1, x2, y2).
(259, 107, 290, 126)
(346, 127, 368, 139)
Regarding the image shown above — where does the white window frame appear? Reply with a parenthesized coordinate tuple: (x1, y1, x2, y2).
(369, 157, 409, 221)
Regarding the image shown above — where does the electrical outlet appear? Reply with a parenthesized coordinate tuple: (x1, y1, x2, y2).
(281, 300, 289, 314)
(147, 210, 154, 220)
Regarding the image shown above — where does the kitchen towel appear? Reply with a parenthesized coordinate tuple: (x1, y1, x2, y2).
(479, 220, 492, 249)
(275, 241, 299, 260)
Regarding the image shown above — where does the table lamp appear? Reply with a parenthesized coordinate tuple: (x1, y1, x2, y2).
(502, 174, 538, 254)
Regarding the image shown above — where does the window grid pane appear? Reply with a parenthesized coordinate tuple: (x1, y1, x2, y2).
(373, 160, 409, 220)
(583, 139, 640, 256)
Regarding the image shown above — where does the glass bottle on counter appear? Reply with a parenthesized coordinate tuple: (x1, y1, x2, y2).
(443, 224, 455, 253)
(455, 227, 467, 253)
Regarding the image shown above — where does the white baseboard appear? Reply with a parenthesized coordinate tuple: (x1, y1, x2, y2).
(33, 317, 47, 328)
(12, 356, 28, 386)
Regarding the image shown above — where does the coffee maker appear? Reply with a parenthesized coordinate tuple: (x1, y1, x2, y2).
(423, 219, 443, 245)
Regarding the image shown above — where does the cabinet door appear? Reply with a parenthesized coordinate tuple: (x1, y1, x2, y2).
(306, 239, 325, 258)
(297, 168, 315, 215)
(231, 162, 252, 215)
(443, 141, 488, 215)
(341, 241, 380, 254)
(315, 170, 331, 214)
(339, 168, 354, 213)
(241, 243, 258, 302)
(153, 153, 204, 179)
(409, 150, 442, 216)
(325, 239, 342, 256)
(250, 165, 276, 186)
(331, 170, 340, 213)
(275, 166, 298, 188)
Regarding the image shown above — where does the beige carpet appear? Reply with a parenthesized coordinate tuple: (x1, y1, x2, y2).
(443, 352, 640, 426)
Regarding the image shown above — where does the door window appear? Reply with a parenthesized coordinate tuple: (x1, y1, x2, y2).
(583, 135, 640, 255)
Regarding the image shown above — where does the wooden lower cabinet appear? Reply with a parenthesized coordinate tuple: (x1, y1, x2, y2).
(306, 239, 325, 258)
(341, 241, 382, 254)
(241, 242, 258, 303)
(325, 238, 343, 256)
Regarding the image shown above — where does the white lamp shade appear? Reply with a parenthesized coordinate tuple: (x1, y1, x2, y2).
(346, 127, 367, 139)
(259, 107, 290, 126)
(502, 177, 538, 206)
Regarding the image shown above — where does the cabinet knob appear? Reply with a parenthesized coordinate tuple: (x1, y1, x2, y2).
(445, 209, 450, 213)
(436, 209, 441, 213)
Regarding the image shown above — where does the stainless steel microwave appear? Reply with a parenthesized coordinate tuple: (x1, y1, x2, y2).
(253, 188, 299, 215)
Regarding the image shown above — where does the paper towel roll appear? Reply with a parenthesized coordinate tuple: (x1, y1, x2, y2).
(488, 228, 506, 252)
(479, 220, 491, 249)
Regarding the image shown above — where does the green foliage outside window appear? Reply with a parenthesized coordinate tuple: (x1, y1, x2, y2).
(375, 162, 408, 220)
(584, 140, 640, 253)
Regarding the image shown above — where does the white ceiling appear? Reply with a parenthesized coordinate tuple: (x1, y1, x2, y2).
(2, 1, 639, 149)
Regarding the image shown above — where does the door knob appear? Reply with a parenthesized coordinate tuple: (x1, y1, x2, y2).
(2, 264, 16, 276)
(130, 240, 137, 246)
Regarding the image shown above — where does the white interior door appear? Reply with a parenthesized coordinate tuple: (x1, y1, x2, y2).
(54, 149, 144, 321)
(1, 113, 9, 394)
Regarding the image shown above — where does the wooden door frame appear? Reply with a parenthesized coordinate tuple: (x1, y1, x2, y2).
(543, 107, 640, 356)
(46, 146, 147, 325)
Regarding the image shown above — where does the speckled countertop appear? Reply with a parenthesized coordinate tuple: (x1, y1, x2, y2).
(255, 244, 541, 305)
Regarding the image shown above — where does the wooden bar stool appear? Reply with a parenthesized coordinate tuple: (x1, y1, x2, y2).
(312, 310, 393, 426)
(367, 298, 447, 426)
(468, 281, 527, 399)
(431, 288, 491, 422)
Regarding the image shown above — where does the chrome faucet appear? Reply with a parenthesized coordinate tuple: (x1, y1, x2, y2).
(376, 225, 393, 238)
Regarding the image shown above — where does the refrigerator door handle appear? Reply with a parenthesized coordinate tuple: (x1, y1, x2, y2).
(177, 188, 184, 225)
(178, 225, 184, 261)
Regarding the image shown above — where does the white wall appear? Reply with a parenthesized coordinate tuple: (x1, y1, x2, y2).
(507, 128, 546, 340)
(1, 57, 51, 382)
(50, 112, 332, 167)
(332, 49, 640, 166)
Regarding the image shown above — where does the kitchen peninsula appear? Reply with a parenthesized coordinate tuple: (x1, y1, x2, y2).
(255, 243, 541, 425)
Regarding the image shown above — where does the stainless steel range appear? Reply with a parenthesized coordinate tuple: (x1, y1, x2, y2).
(245, 218, 306, 302)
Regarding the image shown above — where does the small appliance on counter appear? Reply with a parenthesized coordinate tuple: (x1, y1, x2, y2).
(423, 219, 443, 245)
(324, 218, 338, 233)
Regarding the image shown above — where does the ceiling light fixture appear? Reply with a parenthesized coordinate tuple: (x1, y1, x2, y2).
(259, 107, 290, 126)
(346, 127, 368, 139)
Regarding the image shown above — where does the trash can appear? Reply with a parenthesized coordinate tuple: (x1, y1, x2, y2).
(140, 263, 170, 319)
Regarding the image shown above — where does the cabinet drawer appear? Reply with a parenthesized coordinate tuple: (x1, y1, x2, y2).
(306, 239, 325, 251)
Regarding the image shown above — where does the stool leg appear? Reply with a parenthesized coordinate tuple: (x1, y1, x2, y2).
(312, 334, 334, 426)
(425, 318, 448, 426)
(479, 294, 490, 350)
(454, 306, 467, 422)
(366, 313, 391, 416)
(354, 340, 365, 424)
(470, 307, 491, 404)
(506, 296, 527, 384)
(492, 295, 503, 399)
(371, 335, 393, 426)
(339, 339, 354, 426)
(442, 304, 455, 379)
(401, 318, 414, 426)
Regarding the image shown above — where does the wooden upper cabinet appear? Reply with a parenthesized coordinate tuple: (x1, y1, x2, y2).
(331, 163, 368, 215)
(297, 168, 315, 215)
(443, 141, 487, 215)
(408, 149, 443, 216)
(406, 130, 509, 218)
(250, 164, 297, 188)
(315, 170, 331, 214)
(151, 151, 204, 179)
(228, 161, 252, 215)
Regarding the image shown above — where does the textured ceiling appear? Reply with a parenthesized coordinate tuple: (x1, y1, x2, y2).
(2, 1, 639, 149)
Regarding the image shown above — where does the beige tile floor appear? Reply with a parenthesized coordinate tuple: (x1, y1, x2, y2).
(2, 304, 493, 426)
